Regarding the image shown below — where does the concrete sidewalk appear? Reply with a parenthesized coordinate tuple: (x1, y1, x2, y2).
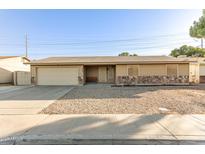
(0, 114, 205, 144)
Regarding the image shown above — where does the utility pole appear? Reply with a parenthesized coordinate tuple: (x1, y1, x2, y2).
(25, 33, 28, 57)
(201, 38, 204, 49)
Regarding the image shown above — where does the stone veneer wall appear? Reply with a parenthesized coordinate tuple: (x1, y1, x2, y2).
(116, 75, 189, 85)
(78, 76, 84, 84)
(78, 65, 84, 85)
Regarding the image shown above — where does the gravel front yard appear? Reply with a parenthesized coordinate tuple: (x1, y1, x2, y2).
(41, 84, 205, 114)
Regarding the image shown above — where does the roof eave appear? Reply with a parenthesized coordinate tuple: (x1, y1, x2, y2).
(28, 61, 195, 66)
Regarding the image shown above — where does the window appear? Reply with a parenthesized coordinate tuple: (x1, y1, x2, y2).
(128, 65, 138, 76)
(167, 64, 177, 76)
(178, 64, 189, 76)
(139, 65, 166, 76)
(116, 65, 127, 76)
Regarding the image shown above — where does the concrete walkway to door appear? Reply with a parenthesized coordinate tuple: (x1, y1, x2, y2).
(0, 86, 73, 114)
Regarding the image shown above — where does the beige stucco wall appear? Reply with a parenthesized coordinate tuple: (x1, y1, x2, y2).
(167, 64, 177, 76)
(79, 65, 84, 84)
(200, 64, 205, 76)
(189, 62, 200, 83)
(139, 64, 167, 76)
(31, 65, 84, 85)
(127, 65, 139, 76)
(116, 63, 191, 85)
(116, 64, 189, 77)
(116, 65, 127, 76)
(0, 68, 12, 83)
(178, 64, 189, 76)
(0, 57, 30, 83)
(31, 66, 37, 84)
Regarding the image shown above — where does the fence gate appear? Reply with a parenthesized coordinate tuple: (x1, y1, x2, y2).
(14, 71, 31, 85)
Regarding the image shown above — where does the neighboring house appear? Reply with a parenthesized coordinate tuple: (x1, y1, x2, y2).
(177, 57, 205, 83)
(28, 56, 199, 86)
(0, 56, 30, 84)
(199, 58, 205, 83)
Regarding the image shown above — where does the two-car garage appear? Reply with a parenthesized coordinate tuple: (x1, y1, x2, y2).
(37, 67, 79, 85)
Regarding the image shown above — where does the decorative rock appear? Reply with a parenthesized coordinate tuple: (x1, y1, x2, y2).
(116, 75, 189, 85)
(159, 107, 170, 113)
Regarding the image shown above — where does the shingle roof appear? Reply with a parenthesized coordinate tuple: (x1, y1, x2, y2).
(0, 56, 18, 60)
(0, 56, 30, 62)
(29, 56, 197, 65)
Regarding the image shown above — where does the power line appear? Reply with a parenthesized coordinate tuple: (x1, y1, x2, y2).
(0, 32, 191, 44)
(30, 33, 189, 45)
(5, 32, 186, 41)
(0, 32, 200, 55)
(28, 41, 192, 49)
(0, 32, 187, 45)
(29, 39, 193, 46)
(0, 38, 194, 48)
(0, 43, 24, 46)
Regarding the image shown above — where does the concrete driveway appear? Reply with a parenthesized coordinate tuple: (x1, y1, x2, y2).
(0, 86, 73, 114)
(0, 85, 32, 94)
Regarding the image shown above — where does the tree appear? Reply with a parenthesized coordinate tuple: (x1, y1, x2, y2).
(170, 45, 205, 57)
(190, 9, 205, 48)
(118, 52, 138, 56)
(131, 53, 138, 56)
(118, 52, 129, 56)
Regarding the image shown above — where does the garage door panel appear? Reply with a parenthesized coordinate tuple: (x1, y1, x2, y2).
(37, 67, 79, 85)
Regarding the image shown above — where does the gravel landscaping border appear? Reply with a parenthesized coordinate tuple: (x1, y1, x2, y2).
(41, 84, 205, 114)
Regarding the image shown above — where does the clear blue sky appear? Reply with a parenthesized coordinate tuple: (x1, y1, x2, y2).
(0, 9, 203, 59)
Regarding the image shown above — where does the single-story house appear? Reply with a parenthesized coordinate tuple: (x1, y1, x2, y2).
(199, 58, 205, 83)
(177, 57, 205, 83)
(28, 56, 199, 86)
(0, 56, 30, 84)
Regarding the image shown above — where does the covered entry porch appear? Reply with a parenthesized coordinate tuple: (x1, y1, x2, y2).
(84, 65, 115, 84)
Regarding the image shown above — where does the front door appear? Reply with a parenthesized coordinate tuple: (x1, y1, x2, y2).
(107, 66, 115, 83)
(86, 66, 98, 82)
(98, 66, 107, 83)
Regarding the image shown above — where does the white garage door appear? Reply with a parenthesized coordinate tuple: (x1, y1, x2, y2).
(37, 67, 79, 85)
